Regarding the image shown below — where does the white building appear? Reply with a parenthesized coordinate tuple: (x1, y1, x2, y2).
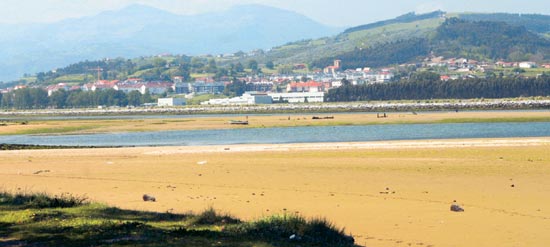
(201, 92, 272, 105)
(158, 97, 186, 107)
(268, 92, 325, 103)
(519, 62, 537, 69)
(375, 72, 394, 83)
(141, 82, 173, 95)
(114, 84, 142, 94)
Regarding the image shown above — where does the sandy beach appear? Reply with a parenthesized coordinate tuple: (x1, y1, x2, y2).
(1, 138, 549, 246)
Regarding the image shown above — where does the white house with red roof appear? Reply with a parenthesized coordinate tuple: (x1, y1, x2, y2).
(91, 83, 116, 92)
(125, 78, 143, 84)
(45, 83, 70, 96)
(114, 84, 143, 94)
(141, 82, 173, 95)
(286, 81, 325, 93)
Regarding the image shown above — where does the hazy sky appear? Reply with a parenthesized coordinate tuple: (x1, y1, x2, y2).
(1, 0, 549, 27)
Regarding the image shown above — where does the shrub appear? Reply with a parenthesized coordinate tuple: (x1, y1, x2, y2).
(0, 191, 88, 209)
(193, 207, 241, 225)
(232, 214, 355, 246)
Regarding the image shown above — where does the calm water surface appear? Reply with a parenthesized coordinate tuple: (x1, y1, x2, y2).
(1, 122, 550, 146)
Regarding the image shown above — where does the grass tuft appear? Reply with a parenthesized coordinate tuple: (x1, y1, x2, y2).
(193, 207, 241, 225)
(0, 191, 88, 209)
(231, 214, 355, 246)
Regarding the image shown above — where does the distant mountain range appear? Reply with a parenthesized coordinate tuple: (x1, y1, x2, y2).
(3, 6, 550, 84)
(0, 4, 340, 81)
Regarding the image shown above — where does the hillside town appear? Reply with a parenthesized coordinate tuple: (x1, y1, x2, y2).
(1, 57, 549, 107)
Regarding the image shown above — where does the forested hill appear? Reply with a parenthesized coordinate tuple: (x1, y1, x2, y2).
(313, 18, 550, 70)
(459, 13, 550, 34)
(343, 10, 445, 34)
(433, 18, 550, 60)
(311, 39, 430, 70)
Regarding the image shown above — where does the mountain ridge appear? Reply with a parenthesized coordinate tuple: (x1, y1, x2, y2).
(0, 4, 339, 81)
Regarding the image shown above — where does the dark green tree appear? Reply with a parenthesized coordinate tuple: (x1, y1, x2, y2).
(248, 60, 259, 71)
(266, 61, 275, 70)
(235, 62, 245, 73)
(48, 90, 68, 109)
(127, 91, 142, 106)
(224, 79, 247, 97)
(206, 59, 218, 73)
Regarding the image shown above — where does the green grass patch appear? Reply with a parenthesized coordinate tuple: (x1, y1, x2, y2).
(161, 119, 195, 123)
(190, 73, 215, 79)
(273, 44, 301, 51)
(346, 18, 443, 41)
(9, 125, 102, 135)
(128, 68, 156, 78)
(0, 191, 356, 247)
(53, 74, 89, 83)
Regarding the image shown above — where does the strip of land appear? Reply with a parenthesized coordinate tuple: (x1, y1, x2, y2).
(1, 138, 549, 247)
(1, 98, 550, 117)
(1, 110, 550, 136)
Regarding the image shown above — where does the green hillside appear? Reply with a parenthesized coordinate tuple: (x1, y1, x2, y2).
(252, 17, 444, 66)
(246, 12, 550, 70)
(311, 18, 550, 69)
(343, 11, 445, 34)
(433, 18, 550, 61)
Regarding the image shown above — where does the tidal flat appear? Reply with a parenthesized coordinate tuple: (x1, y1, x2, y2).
(1, 139, 549, 247)
(2, 111, 550, 136)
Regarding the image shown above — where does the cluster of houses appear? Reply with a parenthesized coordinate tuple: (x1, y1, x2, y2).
(425, 56, 550, 70)
(40, 78, 175, 97)
(0, 59, 399, 106)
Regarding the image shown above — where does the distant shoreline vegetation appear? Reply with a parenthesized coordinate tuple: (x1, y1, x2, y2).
(0, 143, 126, 150)
(0, 98, 549, 117)
(325, 73, 550, 102)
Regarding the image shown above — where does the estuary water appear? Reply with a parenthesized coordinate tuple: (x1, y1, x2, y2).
(1, 122, 550, 147)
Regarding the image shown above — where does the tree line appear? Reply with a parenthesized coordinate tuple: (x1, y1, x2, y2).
(23, 56, 266, 88)
(325, 72, 550, 102)
(460, 13, 550, 34)
(1, 88, 153, 109)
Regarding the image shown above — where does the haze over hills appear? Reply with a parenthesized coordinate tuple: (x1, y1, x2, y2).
(0, 4, 340, 81)
(3, 7, 550, 86)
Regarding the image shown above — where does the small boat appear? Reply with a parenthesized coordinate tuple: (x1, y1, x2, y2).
(229, 120, 249, 125)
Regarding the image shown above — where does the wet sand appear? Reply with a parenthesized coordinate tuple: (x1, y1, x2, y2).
(1, 138, 550, 246)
